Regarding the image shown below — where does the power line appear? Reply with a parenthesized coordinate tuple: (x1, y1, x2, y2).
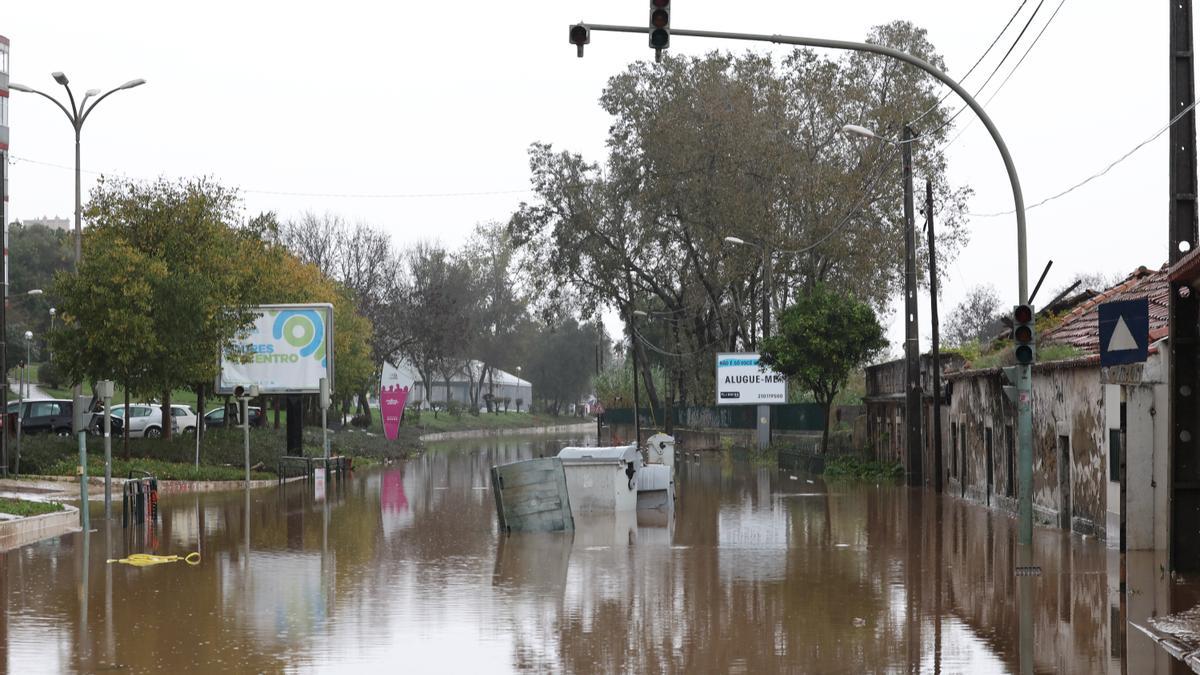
(967, 98, 1200, 218)
(910, 0, 1047, 143)
(907, 0, 1031, 128)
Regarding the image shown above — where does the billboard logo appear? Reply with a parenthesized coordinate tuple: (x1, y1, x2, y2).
(718, 358, 759, 367)
(273, 309, 327, 367)
(720, 391, 740, 399)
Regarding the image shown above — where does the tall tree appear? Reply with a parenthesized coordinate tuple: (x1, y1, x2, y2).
(760, 286, 886, 454)
(511, 21, 970, 407)
(944, 284, 1004, 347)
(52, 177, 255, 439)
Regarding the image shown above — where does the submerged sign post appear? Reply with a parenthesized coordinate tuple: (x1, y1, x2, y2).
(715, 353, 786, 405)
(217, 304, 335, 395)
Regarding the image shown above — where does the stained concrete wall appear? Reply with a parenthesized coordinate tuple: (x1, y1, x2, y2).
(946, 364, 1109, 539)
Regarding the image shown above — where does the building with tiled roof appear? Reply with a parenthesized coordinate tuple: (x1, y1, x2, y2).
(1041, 265, 1169, 356)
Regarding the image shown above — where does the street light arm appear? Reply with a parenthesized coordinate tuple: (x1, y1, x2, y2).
(80, 80, 143, 127)
(8, 84, 77, 125)
(60, 82, 81, 122)
(580, 23, 1029, 302)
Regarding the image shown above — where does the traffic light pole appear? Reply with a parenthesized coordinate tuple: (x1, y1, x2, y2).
(572, 22, 1033, 542)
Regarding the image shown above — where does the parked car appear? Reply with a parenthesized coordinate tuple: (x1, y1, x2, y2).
(203, 405, 265, 429)
(110, 404, 176, 438)
(170, 405, 199, 434)
(5, 398, 74, 436)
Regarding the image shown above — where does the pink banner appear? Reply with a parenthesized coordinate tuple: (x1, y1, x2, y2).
(381, 384, 409, 441)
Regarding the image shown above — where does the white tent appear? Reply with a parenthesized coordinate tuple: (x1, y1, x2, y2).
(400, 360, 532, 410)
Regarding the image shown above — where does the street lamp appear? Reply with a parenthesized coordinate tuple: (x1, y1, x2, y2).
(722, 236, 772, 343)
(630, 310, 648, 449)
(48, 308, 55, 362)
(842, 123, 923, 488)
(10, 73, 145, 435)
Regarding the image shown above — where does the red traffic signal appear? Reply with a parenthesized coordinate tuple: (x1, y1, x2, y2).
(1012, 304, 1036, 365)
(649, 0, 670, 50)
(569, 23, 590, 58)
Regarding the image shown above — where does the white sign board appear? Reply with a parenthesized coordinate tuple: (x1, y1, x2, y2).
(216, 304, 334, 395)
(715, 353, 786, 405)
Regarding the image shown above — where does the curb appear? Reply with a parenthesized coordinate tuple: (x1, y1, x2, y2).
(419, 421, 597, 442)
(0, 502, 79, 551)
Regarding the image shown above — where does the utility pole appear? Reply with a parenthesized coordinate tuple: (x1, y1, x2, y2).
(0, 153, 7, 477)
(759, 244, 772, 451)
(902, 125, 923, 486)
(1168, 0, 1200, 571)
(926, 179, 943, 493)
(630, 308, 642, 449)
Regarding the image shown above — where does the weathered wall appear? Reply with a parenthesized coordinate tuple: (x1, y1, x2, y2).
(946, 364, 1108, 538)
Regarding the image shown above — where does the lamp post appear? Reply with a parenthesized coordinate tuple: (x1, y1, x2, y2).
(840, 124, 922, 487)
(631, 309, 648, 449)
(48, 307, 55, 361)
(9, 73, 145, 435)
(723, 236, 774, 451)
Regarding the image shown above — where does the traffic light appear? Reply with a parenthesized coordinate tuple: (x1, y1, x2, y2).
(649, 0, 670, 51)
(1013, 304, 1036, 365)
(569, 23, 590, 58)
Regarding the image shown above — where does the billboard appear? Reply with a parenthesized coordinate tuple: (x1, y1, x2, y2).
(216, 304, 334, 394)
(715, 352, 786, 405)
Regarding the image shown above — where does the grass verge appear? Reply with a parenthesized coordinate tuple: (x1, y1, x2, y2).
(0, 497, 64, 517)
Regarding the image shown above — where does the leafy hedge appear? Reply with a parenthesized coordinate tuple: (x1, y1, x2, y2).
(7, 426, 416, 477)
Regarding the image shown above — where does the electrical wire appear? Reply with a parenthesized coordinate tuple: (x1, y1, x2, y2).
(907, 0, 1047, 144)
(907, 0, 1031, 128)
(939, 0, 1069, 150)
(967, 97, 1200, 218)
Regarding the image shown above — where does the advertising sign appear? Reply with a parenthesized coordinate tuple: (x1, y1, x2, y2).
(715, 352, 787, 405)
(380, 361, 414, 441)
(216, 304, 335, 395)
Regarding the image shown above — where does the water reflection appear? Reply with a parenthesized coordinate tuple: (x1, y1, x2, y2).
(0, 434, 1195, 672)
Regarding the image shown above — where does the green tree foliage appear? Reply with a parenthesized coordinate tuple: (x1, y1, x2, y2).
(760, 287, 886, 454)
(524, 318, 603, 415)
(944, 284, 1003, 347)
(6, 221, 71, 353)
(51, 177, 256, 438)
(510, 21, 970, 407)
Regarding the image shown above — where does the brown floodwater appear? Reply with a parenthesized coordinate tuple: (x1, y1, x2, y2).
(0, 432, 1195, 673)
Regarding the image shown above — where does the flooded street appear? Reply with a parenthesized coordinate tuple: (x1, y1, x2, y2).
(0, 432, 1193, 673)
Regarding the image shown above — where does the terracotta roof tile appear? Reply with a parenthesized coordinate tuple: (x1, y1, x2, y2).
(1040, 264, 1168, 355)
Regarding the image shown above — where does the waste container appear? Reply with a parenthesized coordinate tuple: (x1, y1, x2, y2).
(557, 445, 640, 515)
(644, 433, 675, 469)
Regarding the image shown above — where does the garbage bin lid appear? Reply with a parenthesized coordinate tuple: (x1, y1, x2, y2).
(558, 445, 638, 465)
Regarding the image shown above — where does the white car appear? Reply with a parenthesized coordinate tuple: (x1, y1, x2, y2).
(111, 404, 193, 438)
(170, 405, 198, 434)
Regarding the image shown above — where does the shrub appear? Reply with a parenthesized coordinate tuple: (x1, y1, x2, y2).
(500, 397, 511, 412)
(37, 361, 65, 389)
(823, 456, 904, 480)
(515, 398, 524, 413)
(404, 405, 421, 424)
(447, 400, 464, 419)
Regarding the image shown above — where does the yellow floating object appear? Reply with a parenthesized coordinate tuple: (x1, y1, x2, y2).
(106, 552, 201, 567)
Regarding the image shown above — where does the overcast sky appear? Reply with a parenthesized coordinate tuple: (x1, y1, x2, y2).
(1, 1, 1170, 353)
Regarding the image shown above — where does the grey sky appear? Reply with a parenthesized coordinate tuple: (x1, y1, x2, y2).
(2, 1, 1169, 351)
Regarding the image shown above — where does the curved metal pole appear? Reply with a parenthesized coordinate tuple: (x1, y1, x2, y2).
(10, 86, 77, 126)
(582, 24, 1029, 301)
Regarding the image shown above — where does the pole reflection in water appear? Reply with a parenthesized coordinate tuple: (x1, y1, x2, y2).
(1, 433, 1195, 672)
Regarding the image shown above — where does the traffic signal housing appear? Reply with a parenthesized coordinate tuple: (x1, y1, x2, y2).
(569, 23, 590, 58)
(649, 0, 670, 51)
(1013, 304, 1036, 365)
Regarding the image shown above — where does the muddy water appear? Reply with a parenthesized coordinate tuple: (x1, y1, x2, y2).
(0, 434, 1179, 673)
